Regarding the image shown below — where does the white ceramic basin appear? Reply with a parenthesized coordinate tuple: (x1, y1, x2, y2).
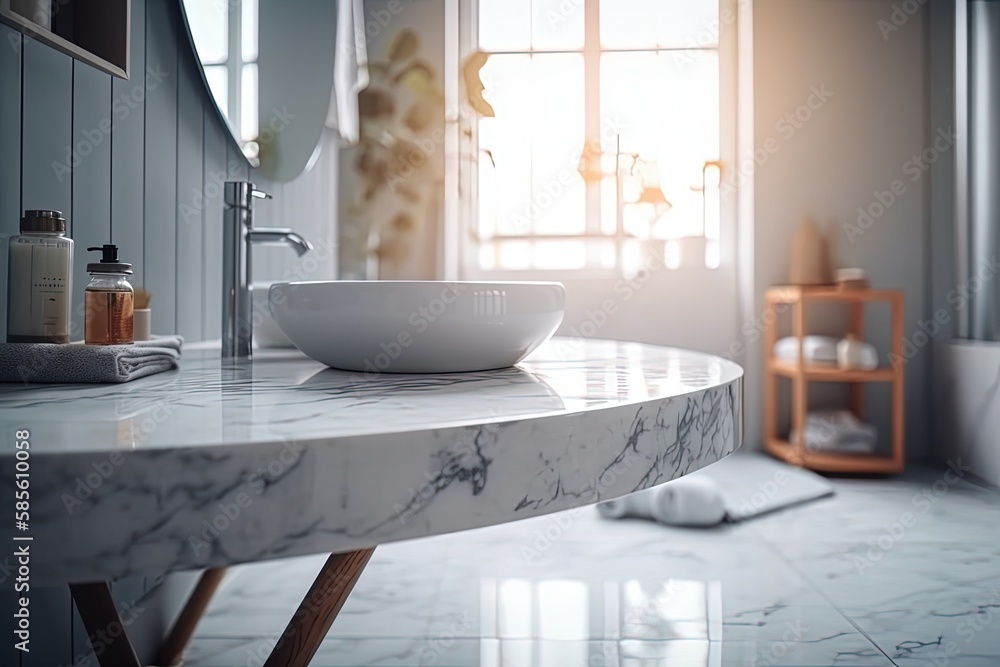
(268, 281, 566, 373)
(252, 281, 296, 348)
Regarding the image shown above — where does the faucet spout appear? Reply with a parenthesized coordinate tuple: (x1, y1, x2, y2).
(223, 182, 313, 360)
(249, 228, 313, 257)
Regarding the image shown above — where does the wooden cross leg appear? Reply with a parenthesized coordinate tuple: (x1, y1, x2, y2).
(265, 547, 376, 667)
(69, 548, 374, 667)
(68, 582, 143, 667)
(70, 567, 227, 667)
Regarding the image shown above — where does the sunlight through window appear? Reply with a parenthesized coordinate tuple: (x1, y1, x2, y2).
(474, 0, 723, 272)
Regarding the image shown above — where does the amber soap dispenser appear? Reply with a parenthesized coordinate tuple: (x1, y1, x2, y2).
(85, 244, 134, 345)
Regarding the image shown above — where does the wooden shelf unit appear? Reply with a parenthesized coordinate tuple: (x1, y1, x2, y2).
(763, 285, 905, 474)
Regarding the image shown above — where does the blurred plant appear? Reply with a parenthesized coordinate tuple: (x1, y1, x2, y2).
(345, 33, 494, 276)
(347, 29, 445, 272)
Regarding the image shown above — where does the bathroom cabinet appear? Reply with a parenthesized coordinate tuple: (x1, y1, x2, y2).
(763, 285, 906, 473)
(0, 0, 130, 78)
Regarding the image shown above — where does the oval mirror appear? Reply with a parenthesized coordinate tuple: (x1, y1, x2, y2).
(180, 0, 363, 182)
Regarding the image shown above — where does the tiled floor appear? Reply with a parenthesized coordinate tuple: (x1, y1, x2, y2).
(186, 467, 1000, 666)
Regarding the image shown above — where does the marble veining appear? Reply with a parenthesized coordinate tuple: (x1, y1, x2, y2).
(0, 338, 742, 584)
(183, 472, 1000, 667)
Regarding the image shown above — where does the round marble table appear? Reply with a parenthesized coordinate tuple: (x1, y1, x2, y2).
(0, 338, 742, 666)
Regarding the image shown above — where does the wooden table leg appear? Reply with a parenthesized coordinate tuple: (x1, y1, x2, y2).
(155, 567, 228, 666)
(265, 548, 376, 667)
(69, 582, 142, 667)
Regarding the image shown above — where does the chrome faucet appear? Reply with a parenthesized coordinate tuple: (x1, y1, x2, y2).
(223, 181, 312, 359)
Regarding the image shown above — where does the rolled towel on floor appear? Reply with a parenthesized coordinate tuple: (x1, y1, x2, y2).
(597, 476, 726, 527)
(0, 335, 183, 384)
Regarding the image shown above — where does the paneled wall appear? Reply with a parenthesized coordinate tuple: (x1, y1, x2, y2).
(0, 0, 235, 342)
(0, 1, 338, 664)
(0, 0, 337, 346)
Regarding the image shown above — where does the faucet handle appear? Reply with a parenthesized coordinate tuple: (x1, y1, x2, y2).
(251, 189, 272, 200)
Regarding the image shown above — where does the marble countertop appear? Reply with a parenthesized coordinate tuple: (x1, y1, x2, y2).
(0, 338, 742, 583)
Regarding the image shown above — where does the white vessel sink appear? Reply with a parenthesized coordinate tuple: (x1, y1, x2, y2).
(268, 281, 566, 373)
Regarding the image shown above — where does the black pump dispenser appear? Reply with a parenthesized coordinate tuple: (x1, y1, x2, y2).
(86, 244, 133, 274)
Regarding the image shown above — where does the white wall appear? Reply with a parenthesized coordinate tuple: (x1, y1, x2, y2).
(554, 266, 740, 358)
(748, 0, 930, 458)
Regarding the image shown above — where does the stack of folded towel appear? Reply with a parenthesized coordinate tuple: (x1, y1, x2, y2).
(0, 335, 183, 384)
(773, 335, 878, 369)
(793, 410, 877, 454)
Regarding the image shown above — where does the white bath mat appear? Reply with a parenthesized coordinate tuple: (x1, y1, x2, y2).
(597, 451, 834, 527)
(700, 450, 835, 522)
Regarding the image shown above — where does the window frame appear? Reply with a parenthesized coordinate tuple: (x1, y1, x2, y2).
(453, 0, 738, 280)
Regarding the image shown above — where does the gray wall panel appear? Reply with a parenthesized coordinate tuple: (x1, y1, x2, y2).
(175, 47, 204, 339)
(111, 0, 147, 292)
(0, 24, 21, 346)
(143, 0, 179, 334)
(202, 109, 227, 339)
(21, 37, 72, 221)
(71, 63, 113, 338)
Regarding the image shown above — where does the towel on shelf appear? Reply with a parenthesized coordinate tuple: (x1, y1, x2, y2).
(792, 410, 877, 454)
(0, 335, 183, 384)
(774, 335, 840, 364)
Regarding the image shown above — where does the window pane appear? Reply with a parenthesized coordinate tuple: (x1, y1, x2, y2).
(478, 55, 532, 236)
(241, 64, 258, 142)
(532, 240, 587, 269)
(478, 54, 585, 239)
(242, 0, 258, 62)
(532, 0, 584, 50)
(184, 0, 228, 64)
(600, 0, 719, 50)
(600, 51, 719, 240)
(478, 0, 531, 50)
(204, 65, 229, 118)
(530, 54, 585, 235)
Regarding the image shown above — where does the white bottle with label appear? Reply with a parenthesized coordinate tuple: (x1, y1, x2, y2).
(7, 210, 73, 343)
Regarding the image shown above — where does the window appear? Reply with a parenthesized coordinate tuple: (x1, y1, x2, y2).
(468, 0, 725, 273)
(189, 0, 259, 155)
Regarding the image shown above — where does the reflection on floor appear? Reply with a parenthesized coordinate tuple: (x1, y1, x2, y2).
(187, 468, 1000, 666)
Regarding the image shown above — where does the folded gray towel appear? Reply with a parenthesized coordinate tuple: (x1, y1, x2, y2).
(0, 335, 183, 384)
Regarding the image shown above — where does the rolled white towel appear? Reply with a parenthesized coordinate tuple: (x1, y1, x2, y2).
(774, 335, 840, 364)
(597, 476, 726, 527)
